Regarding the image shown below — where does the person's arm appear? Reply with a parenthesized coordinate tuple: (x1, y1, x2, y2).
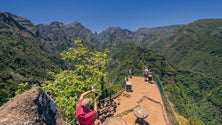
(93, 95, 99, 112)
(79, 90, 92, 100)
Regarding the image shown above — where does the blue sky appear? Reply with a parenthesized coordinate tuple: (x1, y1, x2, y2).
(0, 0, 221, 33)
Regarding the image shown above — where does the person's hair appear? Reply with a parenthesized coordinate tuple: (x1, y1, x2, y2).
(82, 98, 92, 108)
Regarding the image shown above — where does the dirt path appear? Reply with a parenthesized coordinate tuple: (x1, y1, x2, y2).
(113, 76, 169, 125)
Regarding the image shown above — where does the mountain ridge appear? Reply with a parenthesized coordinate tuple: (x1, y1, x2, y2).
(165, 18, 222, 79)
(0, 11, 221, 124)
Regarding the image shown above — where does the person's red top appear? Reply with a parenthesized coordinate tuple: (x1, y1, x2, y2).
(76, 99, 96, 125)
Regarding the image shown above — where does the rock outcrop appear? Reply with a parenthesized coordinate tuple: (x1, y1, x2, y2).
(0, 12, 37, 37)
(0, 86, 65, 125)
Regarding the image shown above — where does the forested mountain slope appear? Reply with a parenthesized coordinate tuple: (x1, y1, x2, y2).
(0, 12, 100, 106)
(95, 25, 184, 51)
(162, 19, 222, 124)
(0, 12, 61, 105)
(0, 12, 221, 124)
(165, 19, 222, 79)
(108, 43, 170, 85)
(109, 44, 222, 125)
(134, 25, 184, 51)
(36, 21, 96, 51)
(96, 27, 135, 48)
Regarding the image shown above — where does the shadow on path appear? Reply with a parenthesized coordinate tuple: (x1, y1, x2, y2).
(135, 118, 150, 125)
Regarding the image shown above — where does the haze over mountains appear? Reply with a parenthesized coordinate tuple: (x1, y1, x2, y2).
(0, 11, 221, 124)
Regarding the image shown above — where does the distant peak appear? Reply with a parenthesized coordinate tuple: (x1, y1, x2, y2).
(50, 21, 64, 26)
(0, 11, 14, 16)
(0, 11, 17, 20)
(69, 22, 83, 27)
(107, 26, 122, 30)
(103, 26, 132, 34)
(0, 11, 29, 21)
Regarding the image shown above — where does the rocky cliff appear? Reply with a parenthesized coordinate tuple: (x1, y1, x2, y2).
(0, 86, 65, 125)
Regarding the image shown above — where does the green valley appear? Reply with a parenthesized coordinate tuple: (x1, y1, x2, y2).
(0, 12, 221, 124)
